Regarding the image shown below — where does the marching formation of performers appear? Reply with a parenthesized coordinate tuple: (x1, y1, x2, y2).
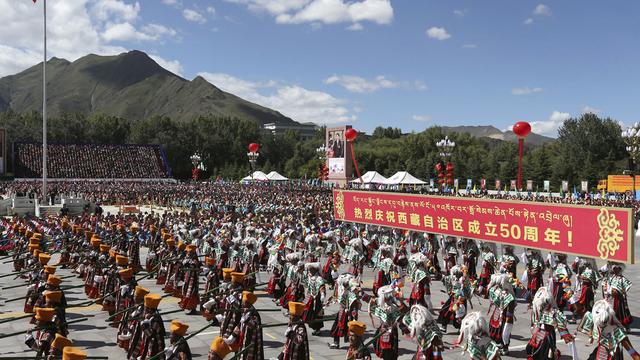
(1, 195, 639, 360)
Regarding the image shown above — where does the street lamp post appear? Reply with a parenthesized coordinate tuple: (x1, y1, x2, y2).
(622, 123, 640, 199)
(435, 136, 456, 192)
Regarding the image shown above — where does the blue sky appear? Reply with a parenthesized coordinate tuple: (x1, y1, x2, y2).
(1, 0, 638, 136)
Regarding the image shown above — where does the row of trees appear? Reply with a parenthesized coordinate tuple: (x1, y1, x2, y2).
(0, 111, 628, 189)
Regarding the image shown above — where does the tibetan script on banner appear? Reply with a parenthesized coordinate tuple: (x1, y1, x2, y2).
(333, 189, 634, 263)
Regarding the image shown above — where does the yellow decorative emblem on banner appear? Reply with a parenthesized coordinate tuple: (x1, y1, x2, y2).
(335, 190, 345, 220)
(596, 208, 624, 260)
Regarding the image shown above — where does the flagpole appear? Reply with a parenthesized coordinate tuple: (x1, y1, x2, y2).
(42, 0, 48, 201)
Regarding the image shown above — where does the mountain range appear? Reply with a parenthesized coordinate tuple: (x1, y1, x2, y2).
(0, 50, 296, 125)
(0, 50, 554, 144)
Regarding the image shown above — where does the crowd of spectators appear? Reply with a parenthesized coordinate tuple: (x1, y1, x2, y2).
(14, 143, 171, 179)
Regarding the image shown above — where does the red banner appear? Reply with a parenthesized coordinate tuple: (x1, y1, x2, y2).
(334, 189, 634, 263)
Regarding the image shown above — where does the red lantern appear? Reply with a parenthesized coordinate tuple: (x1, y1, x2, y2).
(438, 172, 445, 178)
(345, 128, 358, 142)
(446, 162, 454, 172)
(435, 163, 442, 172)
(512, 121, 532, 139)
(447, 178, 455, 185)
(248, 143, 259, 153)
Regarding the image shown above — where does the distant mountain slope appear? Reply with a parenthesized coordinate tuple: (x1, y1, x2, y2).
(440, 125, 554, 145)
(0, 50, 297, 125)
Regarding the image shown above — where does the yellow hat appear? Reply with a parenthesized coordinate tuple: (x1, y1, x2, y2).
(99, 244, 110, 253)
(130, 224, 139, 233)
(32, 249, 42, 257)
(90, 239, 101, 248)
(62, 346, 87, 360)
(51, 333, 73, 351)
(33, 232, 42, 239)
(115, 255, 129, 266)
(222, 268, 233, 281)
(170, 320, 189, 336)
(288, 302, 305, 317)
(44, 290, 63, 304)
(231, 272, 245, 284)
(144, 294, 162, 309)
(163, 233, 172, 241)
(28, 244, 40, 251)
(25, 230, 33, 238)
(186, 244, 196, 253)
(177, 241, 186, 251)
(166, 239, 175, 247)
(135, 286, 150, 300)
(34, 307, 56, 322)
(44, 265, 57, 275)
(109, 249, 117, 258)
(47, 275, 62, 286)
(210, 336, 232, 359)
(38, 253, 52, 265)
(242, 291, 257, 305)
(348, 321, 366, 336)
(119, 268, 134, 280)
(29, 238, 40, 245)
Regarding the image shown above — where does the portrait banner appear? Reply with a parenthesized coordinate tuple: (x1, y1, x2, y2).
(333, 189, 634, 263)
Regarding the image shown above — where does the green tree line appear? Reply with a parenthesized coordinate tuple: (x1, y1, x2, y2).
(0, 111, 628, 190)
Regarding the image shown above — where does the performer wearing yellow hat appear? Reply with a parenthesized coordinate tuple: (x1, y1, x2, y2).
(43, 290, 68, 336)
(219, 272, 245, 344)
(25, 308, 57, 358)
(277, 302, 309, 360)
(346, 321, 371, 360)
(209, 336, 233, 360)
(117, 286, 149, 350)
(127, 294, 166, 360)
(49, 333, 73, 358)
(179, 244, 201, 314)
(227, 291, 264, 360)
(167, 320, 192, 359)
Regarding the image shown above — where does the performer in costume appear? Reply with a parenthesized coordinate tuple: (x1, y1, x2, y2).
(577, 299, 640, 360)
(603, 262, 633, 330)
(370, 285, 408, 360)
(302, 262, 326, 336)
(487, 274, 516, 355)
(526, 286, 576, 360)
(408, 252, 433, 310)
(346, 321, 371, 360)
(403, 304, 444, 360)
(457, 312, 501, 360)
(226, 291, 264, 360)
(476, 242, 497, 299)
(329, 273, 361, 349)
(164, 320, 192, 360)
(25, 307, 57, 358)
(278, 302, 310, 360)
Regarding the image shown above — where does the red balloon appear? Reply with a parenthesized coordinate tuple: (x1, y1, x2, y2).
(513, 121, 532, 138)
(248, 143, 259, 153)
(345, 128, 358, 142)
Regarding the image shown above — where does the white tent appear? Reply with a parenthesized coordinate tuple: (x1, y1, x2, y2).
(384, 171, 426, 185)
(242, 171, 270, 181)
(266, 171, 289, 181)
(350, 171, 388, 184)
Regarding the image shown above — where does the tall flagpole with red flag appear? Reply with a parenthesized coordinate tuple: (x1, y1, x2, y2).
(34, 0, 47, 200)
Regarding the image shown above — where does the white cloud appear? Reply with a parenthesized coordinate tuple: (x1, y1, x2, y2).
(412, 115, 432, 122)
(183, 9, 206, 23)
(533, 4, 551, 16)
(512, 87, 543, 95)
(207, 6, 216, 15)
(162, 0, 181, 7)
(529, 111, 571, 137)
(453, 9, 467, 17)
(582, 106, 600, 114)
(426, 27, 451, 40)
(324, 74, 426, 93)
(347, 23, 363, 31)
(226, 0, 393, 26)
(524, 18, 534, 25)
(199, 72, 354, 124)
(0, 0, 180, 78)
(150, 54, 184, 76)
(462, 44, 477, 49)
